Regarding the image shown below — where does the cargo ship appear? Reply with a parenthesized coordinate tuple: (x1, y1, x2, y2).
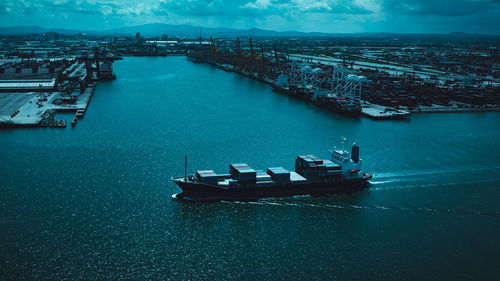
(173, 143, 372, 201)
(272, 74, 362, 116)
(316, 96, 362, 115)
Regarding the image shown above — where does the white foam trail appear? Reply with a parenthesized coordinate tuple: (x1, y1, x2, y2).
(220, 198, 500, 217)
(374, 166, 500, 179)
(370, 178, 500, 191)
(247, 201, 267, 205)
(291, 195, 312, 199)
(369, 180, 397, 185)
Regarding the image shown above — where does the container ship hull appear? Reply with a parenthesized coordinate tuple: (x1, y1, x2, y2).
(174, 175, 371, 201)
(316, 98, 362, 116)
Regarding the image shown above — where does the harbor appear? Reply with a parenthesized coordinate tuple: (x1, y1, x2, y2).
(1, 32, 498, 124)
(1, 56, 499, 280)
(1, 0, 500, 278)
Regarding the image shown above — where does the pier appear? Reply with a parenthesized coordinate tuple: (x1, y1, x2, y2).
(361, 102, 410, 119)
(0, 44, 115, 129)
(0, 83, 97, 128)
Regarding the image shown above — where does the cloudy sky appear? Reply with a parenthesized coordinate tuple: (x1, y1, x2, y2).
(1, 0, 499, 34)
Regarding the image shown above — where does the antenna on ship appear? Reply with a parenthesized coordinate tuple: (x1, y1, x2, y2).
(329, 145, 336, 157)
(341, 136, 347, 152)
(184, 155, 187, 181)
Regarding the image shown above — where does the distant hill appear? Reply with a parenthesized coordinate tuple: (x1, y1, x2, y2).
(0, 25, 81, 35)
(102, 23, 332, 37)
(0, 23, 498, 39)
(0, 23, 321, 37)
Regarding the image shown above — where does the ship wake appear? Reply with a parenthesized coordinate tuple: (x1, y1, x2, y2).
(223, 199, 500, 217)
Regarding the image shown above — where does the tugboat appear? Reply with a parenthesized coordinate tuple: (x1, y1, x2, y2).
(173, 142, 372, 201)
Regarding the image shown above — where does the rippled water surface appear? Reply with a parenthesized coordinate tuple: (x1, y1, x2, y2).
(1, 57, 499, 280)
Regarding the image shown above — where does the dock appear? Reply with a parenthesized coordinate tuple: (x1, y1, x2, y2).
(0, 84, 96, 128)
(411, 103, 500, 114)
(70, 84, 96, 128)
(361, 102, 410, 119)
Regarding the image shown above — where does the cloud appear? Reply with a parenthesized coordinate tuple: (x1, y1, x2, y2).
(156, 0, 378, 17)
(0, 0, 498, 33)
(384, 0, 500, 17)
(4, 0, 496, 19)
(1, 0, 165, 17)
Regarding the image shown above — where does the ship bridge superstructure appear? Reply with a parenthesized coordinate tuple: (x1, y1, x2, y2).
(330, 142, 363, 179)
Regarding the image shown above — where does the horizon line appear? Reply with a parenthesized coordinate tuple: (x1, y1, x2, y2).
(1, 23, 500, 37)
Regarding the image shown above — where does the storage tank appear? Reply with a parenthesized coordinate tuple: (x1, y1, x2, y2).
(301, 66, 312, 72)
(347, 74, 359, 81)
(312, 68, 323, 74)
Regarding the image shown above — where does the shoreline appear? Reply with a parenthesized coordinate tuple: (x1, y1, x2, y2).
(205, 60, 499, 118)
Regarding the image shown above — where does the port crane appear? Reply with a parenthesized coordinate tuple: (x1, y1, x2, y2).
(330, 66, 366, 100)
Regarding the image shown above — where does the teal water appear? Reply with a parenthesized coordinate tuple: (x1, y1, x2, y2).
(1, 57, 499, 280)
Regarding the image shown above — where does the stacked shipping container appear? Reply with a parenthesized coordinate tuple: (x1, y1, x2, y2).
(195, 155, 342, 187)
(255, 170, 272, 182)
(230, 163, 257, 182)
(196, 170, 219, 185)
(267, 167, 290, 183)
(295, 155, 341, 180)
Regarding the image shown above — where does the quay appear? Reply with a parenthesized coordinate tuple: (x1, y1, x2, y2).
(0, 45, 116, 129)
(70, 84, 96, 127)
(361, 102, 410, 120)
(411, 103, 500, 114)
(184, 36, 499, 120)
(206, 57, 500, 119)
(210, 60, 406, 119)
(0, 83, 96, 128)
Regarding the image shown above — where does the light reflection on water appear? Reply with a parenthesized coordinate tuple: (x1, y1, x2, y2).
(1, 57, 499, 280)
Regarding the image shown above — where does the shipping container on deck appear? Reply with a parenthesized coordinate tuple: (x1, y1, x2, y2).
(230, 163, 250, 175)
(322, 160, 341, 170)
(306, 155, 323, 164)
(196, 170, 219, 185)
(267, 167, 290, 183)
(296, 155, 342, 180)
(230, 163, 257, 182)
(255, 170, 272, 182)
(290, 172, 308, 184)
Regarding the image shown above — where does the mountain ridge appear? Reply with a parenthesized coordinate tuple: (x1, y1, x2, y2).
(0, 23, 497, 38)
